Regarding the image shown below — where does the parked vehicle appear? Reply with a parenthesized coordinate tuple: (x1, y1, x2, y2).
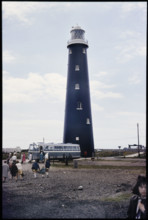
(28, 142, 81, 162)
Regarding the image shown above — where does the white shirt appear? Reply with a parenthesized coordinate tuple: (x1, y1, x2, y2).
(16, 163, 22, 170)
(45, 153, 48, 159)
(11, 155, 17, 161)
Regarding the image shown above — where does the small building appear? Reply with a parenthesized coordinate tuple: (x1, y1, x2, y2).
(2, 147, 21, 153)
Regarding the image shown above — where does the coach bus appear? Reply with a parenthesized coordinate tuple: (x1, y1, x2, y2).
(28, 142, 81, 162)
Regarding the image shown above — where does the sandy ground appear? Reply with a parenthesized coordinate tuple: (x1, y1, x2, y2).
(2, 157, 146, 219)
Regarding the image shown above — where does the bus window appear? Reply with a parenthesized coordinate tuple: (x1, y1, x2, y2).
(44, 146, 48, 150)
(55, 146, 59, 151)
(58, 146, 63, 151)
(29, 145, 33, 151)
(49, 146, 53, 151)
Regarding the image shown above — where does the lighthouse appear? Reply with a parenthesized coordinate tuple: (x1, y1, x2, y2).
(63, 26, 94, 157)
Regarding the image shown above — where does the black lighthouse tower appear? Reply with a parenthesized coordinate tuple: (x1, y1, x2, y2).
(63, 26, 94, 157)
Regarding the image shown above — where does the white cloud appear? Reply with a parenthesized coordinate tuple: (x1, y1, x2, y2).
(115, 26, 146, 63)
(117, 111, 146, 117)
(115, 44, 146, 63)
(128, 74, 141, 85)
(119, 30, 142, 40)
(92, 90, 123, 99)
(90, 80, 123, 99)
(92, 103, 104, 112)
(2, 2, 35, 23)
(3, 71, 123, 104)
(2, 2, 59, 24)
(90, 80, 115, 89)
(3, 70, 9, 77)
(3, 50, 16, 63)
(3, 72, 66, 103)
(94, 71, 107, 78)
(3, 118, 64, 148)
(135, 46, 146, 56)
(121, 2, 147, 13)
(2, 2, 82, 24)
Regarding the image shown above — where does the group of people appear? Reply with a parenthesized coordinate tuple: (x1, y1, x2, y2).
(3, 151, 51, 182)
(31, 156, 50, 178)
(3, 152, 24, 182)
(2, 152, 147, 219)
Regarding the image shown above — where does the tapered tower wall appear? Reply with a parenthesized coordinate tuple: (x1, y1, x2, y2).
(63, 26, 94, 157)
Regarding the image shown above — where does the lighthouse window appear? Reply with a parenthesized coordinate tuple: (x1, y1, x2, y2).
(75, 65, 80, 71)
(83, 48, 86, 54)
(86, 118, 90, 124)
(76, 102, 83, 110)
(69, 49, 72, 54)
(76, 137, 79, 141)
(75, 84, 80, 90)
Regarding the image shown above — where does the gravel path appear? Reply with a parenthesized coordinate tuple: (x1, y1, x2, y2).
(2, 158, 146, 219)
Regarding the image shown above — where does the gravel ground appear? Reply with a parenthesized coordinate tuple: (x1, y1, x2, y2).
(2, 157, 146, 219)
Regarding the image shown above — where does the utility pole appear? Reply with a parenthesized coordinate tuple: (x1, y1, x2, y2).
(137, 123, 140, 158)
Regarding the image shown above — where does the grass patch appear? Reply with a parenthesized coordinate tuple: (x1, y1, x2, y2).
(100, 192, 132, 202)
(51, 163, 73, 168)
(78, 165, 146, 170)
(51, 163, 146, 171)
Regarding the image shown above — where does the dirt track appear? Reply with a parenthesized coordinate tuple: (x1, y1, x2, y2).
(2, 157, 146, 219)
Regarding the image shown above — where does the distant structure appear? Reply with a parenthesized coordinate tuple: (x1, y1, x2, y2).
(2, 146, 21, 153)
(63, 25, 94, 157)
(128, 144, 145, 149)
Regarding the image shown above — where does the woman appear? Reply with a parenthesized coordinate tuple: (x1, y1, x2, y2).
(16, 161, 23, 180)
(127, 175, 146, 219)
(10, 162, 18, 182)
(3, 161, 9, 182)
(22, 153, 26, 163)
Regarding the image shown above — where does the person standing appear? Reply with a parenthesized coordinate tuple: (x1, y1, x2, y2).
(22, 153, 26, 164)
(16, 161, 24, 180)
(45, 158, 51, 177)
(32, 160, 40, 178)
(28, 153, 32, 163)
(6, 153, 11, 165)
(8, 157, 13, 179)
(21, 153, 23, 164)
(3, 161, 9, 182)
(127, 175, 146, 219)
(11, 152, 17, 163)
(40, 152, 44, 163)
(45, 152, 49, 162)
(11, 162, 18, 182)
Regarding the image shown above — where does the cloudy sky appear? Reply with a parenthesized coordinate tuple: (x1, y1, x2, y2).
(2, 1, 146, 150)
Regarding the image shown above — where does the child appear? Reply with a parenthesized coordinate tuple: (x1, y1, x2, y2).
(45, 158, 51, 177)
(32, 160, 40, 178)
(127, 175, 146, 219)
